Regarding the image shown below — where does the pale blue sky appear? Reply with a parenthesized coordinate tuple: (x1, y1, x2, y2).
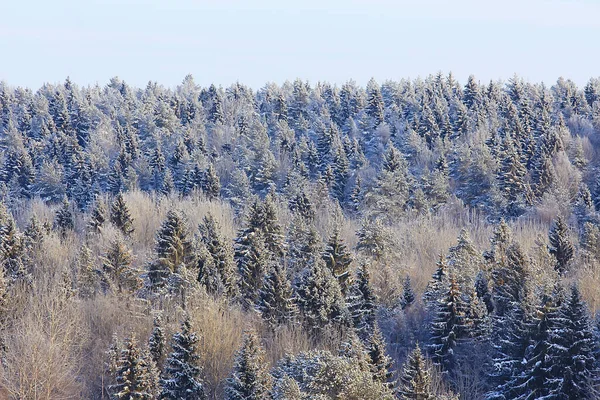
(2, 0, 599, 89)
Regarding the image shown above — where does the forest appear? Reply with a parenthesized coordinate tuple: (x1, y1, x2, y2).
(0, 73, 598, 399)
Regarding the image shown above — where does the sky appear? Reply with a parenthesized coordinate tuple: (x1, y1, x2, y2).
(1, 0, 600, 90)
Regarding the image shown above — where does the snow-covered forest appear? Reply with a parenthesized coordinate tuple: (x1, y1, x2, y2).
(0, 74, 599, 399)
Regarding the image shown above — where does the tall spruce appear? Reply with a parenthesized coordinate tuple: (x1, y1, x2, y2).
(399, 344, 433, 400)
(110, 193, 135, 236)
(225, 331, 272, 400)
(548, 215, 574, 275)
(160, 317, 207, 400)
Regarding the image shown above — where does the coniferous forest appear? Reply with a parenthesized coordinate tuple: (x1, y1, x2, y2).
(0, 74, 599, 399)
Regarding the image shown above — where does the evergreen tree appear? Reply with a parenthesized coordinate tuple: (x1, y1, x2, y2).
(548, 215, 574, 275)
(237, 231, 270, 309)
(347, 262, 378, 339)
(322, 228, 353, 295)
(201, 164, 221, 200)
(110, 193, 135, 236)
(225, 331, 272, 400)
(197, 213, 238, 298)
(367, 323, 394, 388)
(296, 259, 350, 337)
(546, 285, 599, 399)
(400, 275, 415, 310)
(428, 275, 466, 373)
(398, 344, 433, 400)
(76, 244, 99, 299)
(160, 317, 206, 400)
(148, 314, 165, 369)
(111, 335, 158, 400)
(101, 238, 141, 294)
(423, 254, 448, 311)
(54, 196, 74, 238)
(88, 198, 108, 234)
(257, 262, 297, 328)
(155, 210, 194, 272)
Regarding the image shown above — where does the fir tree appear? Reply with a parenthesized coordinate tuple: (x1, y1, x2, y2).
(257, 262, 298, 328)
(160, 317, 206, 400)
(76, 244, 99, 299)
(398, 344, 433, 400)
(225, 331, 272, 400)
(110, 193, 135, 236)
(322, 228, 353, 295)
(548, 215, 574, 275)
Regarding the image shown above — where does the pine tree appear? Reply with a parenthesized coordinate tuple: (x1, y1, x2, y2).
(322, 228, 353, 295)
(111, 335, 158, 400)
(257, 262, 297, 328)
(296, 259, 350, 337)
(347, 262, 378, 339)
(428, 275, 466, 373)
(110, 193, 135, 236)
(400, 275, 415, 310)
(548, 215, 574, 275)
(54, 196, 74, 238)
(225, 331, 272, 400)
(261, 194, 285, 260)
(398, 344, 433, 400)
(88, 198, 108, 234)
(160, 317, 206, 400)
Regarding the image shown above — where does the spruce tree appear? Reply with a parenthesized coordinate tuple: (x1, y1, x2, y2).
(76, 244, 98, 299)
(257, 262, 297, 328)
(367, 323, 394, 389)
(546, 285, 599, 399)
(548, 215, 574, 275)
(296, 259, 350, 337)
(225, 331, 272, 400)
(155, 210, 194, 272)
(422, 254, 448, 311)
(400, 275, 415, 310)
(201, 164, 220, 200)
(110, 193, 135, 236)
(322, 227, 353, 295)
(237, 231, 270, 309)
(88, 198, 108, 234)
(101, 238, 141, 294)
(148, 314, 165, 369)
(347, 262, 378, 339)
(54, 196, 74, 238)
(197, 213, 238, 298)
(160, 317, 206, 400)
(398, 344, 433, 400)
(111, 335, 158, 400)
(428, 275, 466, 373)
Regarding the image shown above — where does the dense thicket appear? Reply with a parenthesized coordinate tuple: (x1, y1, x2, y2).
(0, 74, 599, 398)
